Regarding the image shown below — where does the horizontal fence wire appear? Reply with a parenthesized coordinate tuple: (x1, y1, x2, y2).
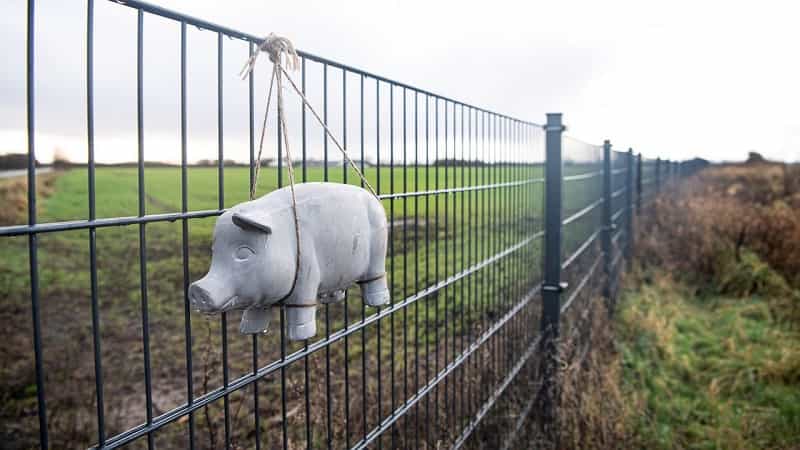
(1, 1, 695, 449)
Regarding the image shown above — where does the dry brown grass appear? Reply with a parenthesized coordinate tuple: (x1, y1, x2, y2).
(0, 171, 59, 226)
(636, 162, 800, 322)
(496, 292, 636, 450)
(556, 300, 632, 449)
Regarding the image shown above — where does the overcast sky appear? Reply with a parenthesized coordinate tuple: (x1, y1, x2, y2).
(1, 0, 798, 164)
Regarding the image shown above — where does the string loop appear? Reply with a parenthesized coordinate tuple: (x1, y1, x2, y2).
(243, 33, 379, 307)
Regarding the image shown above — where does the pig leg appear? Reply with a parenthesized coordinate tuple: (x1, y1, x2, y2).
(239, 308, 272, 334)
(360, 275, 390, 306)
(286, 259, 321, 341)
(286, 305, 317, 341)
(361, 218, 390, 307)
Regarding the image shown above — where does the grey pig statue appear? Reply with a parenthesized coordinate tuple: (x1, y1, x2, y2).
(189, 182, 390, 340)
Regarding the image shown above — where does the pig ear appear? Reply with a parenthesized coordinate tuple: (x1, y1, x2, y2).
(232, 212, 272, 234)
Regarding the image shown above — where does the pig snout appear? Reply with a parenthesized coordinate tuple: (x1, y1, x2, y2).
(189, 281, 239, 313)
(188, 283, 215, 312)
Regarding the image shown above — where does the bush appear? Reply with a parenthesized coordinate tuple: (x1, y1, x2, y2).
(636, 163, 800, 323)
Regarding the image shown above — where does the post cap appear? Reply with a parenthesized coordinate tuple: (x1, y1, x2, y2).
(544, 113, 565, 132)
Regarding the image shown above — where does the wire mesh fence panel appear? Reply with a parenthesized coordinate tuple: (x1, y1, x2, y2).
(0, 1, 693, 449)
(560, 136, 604, 314)
(555, 137, 604, 374)
(609, 149, 630, 285)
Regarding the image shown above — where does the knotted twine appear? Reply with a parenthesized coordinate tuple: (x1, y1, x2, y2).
(241, 33, 377, 200)
(240, 33, 378, 307)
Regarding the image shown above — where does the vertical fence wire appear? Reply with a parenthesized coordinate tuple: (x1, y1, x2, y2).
(26, 0, 48, 447)
(247, 39, 262, 450)
(86, 0, 106, 445)
(135, 10, 155, 449)
(178, 19, 196, 450)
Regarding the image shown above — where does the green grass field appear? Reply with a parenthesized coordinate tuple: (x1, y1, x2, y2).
(39, 165, 538, 225)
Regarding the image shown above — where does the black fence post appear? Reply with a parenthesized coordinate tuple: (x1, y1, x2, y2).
(672, 161, 676, 181)
(636, 153, 642, 215)
(655, 157, 661, 193)
(666, 159, 672, 186)
(539, 112, 565, 445)
(673, 161, 678, 183)
(625, 148, 634, 271)
(601, 140, 613, 306)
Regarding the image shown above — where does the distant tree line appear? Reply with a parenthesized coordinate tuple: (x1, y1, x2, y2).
(431, 159, 545, 167)
(0, 153, 38, 170)
(0, 154, 380, 170)
(0, 153, 725, 173)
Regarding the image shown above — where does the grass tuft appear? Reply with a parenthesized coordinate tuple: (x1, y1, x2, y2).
(618, 271, 800, 449)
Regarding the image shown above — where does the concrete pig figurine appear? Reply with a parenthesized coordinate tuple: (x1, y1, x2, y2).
(189, 182, 390, 340)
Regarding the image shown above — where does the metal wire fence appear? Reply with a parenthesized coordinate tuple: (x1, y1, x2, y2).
(0, 1, 700, 448)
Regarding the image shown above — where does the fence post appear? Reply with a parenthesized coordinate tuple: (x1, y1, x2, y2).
(655, 157, 661, 193)
(667, 159, 673, 185)
(601, 140, 613, 306)
(670, 159, 675, 184)
(625, 148, 634, 271)
(636, 153, 642, 215)
(539, 112, 565, 445)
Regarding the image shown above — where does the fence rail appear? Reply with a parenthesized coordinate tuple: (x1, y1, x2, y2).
(1, 1, 701, 448)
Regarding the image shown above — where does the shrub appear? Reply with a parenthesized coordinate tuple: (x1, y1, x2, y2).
(636, 163, 800, 323)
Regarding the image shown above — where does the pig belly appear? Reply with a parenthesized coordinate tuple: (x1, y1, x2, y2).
(312, 205, 373, 291)
(315, 232, 371, 291)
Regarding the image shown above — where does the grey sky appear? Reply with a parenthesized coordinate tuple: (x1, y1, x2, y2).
(1, 0, 798, 164)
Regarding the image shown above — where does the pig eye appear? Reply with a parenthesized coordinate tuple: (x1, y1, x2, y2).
(234, 245, 255, 261)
